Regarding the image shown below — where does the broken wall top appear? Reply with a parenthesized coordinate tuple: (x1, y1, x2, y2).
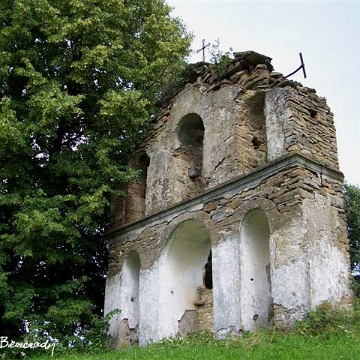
(157, 50, 301, 107)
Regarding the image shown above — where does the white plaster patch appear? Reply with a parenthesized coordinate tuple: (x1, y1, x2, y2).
(271, 262, 309, 310)
(120, 252, 140, 329)
(303, 194, 352, 308)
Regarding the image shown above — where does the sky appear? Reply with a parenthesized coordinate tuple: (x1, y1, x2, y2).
(167, 0, 360, 186)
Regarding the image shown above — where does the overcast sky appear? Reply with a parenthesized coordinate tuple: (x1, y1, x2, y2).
(167, 0, 360, 186)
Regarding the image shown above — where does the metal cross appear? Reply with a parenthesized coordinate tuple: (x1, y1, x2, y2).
(285, 52, 307, 79)
(196, 39, 210, 62)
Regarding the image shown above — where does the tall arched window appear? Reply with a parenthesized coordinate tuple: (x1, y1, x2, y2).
(174, 114, 205, 201)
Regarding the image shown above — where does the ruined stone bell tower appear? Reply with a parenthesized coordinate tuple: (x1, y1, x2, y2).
(104, 51, 353, 347)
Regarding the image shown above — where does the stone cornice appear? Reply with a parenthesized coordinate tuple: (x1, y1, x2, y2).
(107, 152, 343, 239)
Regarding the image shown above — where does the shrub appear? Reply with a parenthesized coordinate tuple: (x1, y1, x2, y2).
(295, 301, 360, 336)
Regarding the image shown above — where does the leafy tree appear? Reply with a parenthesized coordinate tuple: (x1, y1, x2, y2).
(0, 0, 191, 346)
(343, 183, 360, 274)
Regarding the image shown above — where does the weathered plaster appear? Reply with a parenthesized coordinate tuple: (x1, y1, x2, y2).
(303, 193, 352, 307)
(265, 88, 288, 160)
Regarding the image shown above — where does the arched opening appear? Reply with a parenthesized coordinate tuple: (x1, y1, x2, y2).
(119, 251, 141, 345)
(159, 220, 212, 339)
(179, 113, 205, 147)
(173, 114, 205, 201)
(239, 209, 272, 331)
(125, 153, 150, 223)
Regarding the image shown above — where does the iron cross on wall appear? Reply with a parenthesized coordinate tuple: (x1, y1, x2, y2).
(196, 39, 210, 62)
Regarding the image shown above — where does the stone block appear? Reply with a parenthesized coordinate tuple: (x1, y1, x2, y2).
(224, 61, 244, 78)
(298, 188, 313, 199)
(272, 189, 300, 204)
(204, 201, 218, 213)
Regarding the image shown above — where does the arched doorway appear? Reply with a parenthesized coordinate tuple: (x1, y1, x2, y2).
(159, 220, 212, 339)
(239, 209, 272, 331)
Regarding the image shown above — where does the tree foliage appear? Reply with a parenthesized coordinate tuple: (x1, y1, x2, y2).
(343, 183, 360, 273)
(0, 0, 191, 345)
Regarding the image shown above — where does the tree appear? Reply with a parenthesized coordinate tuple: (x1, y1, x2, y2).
(0, 0, 191, 346)
(343, 183, 360, 274)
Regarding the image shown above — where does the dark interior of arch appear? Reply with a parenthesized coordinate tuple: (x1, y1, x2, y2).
(204, 251, 213, 290)
(137, 153, 150, 176)
(179, 113, 204, 147)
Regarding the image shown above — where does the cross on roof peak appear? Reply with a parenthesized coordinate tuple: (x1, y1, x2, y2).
(196, 39, 210, 62)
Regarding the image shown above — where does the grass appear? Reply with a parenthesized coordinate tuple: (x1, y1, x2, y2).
(28, 329, 360, 360)
(7, 302, 360, 360)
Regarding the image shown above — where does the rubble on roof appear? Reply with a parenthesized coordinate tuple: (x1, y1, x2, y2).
(191, 50, 302, 92)
(157, 51, 304, 110)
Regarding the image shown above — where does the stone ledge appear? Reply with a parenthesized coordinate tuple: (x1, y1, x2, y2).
(107, 151, 343, 239)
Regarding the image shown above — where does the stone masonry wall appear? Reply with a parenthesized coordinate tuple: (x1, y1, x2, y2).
(107, 155, 347, 277)
(265, 87, 338, 169)
(110, 52, 339, 227)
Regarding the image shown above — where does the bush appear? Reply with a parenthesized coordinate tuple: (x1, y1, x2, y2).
(295, 300, 360, 336)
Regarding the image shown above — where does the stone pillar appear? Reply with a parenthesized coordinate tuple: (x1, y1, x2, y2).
(138, 264, 160, 346)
